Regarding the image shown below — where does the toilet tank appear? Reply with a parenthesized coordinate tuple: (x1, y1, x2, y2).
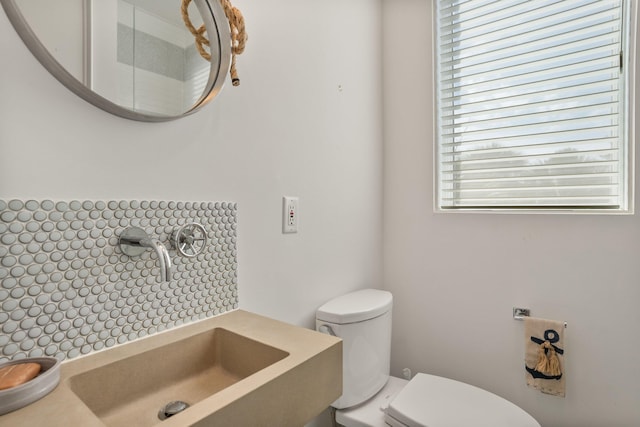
(316, 289, 392, 409)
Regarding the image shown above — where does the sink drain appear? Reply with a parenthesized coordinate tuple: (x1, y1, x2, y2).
(158, 401, 190, 420)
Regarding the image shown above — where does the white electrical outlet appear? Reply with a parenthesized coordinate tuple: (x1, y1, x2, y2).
(282, 196, 298, 233)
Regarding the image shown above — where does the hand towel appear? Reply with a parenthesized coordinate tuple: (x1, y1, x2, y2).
(524, 316, 566, 397)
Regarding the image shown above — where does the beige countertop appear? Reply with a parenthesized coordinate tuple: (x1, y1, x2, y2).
(0, 309, 342, 427)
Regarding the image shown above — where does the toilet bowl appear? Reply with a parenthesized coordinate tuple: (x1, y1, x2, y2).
(316, 289, 540, 427)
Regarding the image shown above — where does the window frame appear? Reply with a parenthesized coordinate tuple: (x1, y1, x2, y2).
(432, 0, 636, 214)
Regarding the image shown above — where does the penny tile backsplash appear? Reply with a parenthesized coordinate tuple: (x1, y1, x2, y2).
(0, 199, 238, 362)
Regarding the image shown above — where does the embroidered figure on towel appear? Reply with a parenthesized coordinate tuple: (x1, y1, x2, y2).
(526, 329, 563, 380)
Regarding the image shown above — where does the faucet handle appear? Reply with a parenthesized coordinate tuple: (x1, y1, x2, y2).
(171, 223, 207, 257)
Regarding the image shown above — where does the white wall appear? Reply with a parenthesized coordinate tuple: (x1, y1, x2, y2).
(0, 0, 382, 333)
(383, 1, 640, 426)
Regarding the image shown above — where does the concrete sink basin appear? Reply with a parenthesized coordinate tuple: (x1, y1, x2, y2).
(0, 310, 342, 427)
(68, 328, 288, 426)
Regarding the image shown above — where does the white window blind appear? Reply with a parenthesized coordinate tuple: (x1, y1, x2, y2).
(435, 0, 630, 210)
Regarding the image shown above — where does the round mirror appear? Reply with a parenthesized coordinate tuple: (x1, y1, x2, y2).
(1, 0, 231, 121)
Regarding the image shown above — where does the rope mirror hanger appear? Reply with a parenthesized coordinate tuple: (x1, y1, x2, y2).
(181, 0, 247, 86)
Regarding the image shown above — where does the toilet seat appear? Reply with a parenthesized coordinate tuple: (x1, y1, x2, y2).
(384, 374, 540, 427)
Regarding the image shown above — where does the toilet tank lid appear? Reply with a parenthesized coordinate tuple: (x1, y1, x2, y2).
(316, 289, 392, 324)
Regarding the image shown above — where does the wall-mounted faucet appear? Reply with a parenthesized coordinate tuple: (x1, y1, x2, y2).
(119, 227, 172, 282)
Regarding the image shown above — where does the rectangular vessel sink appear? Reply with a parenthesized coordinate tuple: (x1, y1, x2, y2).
(0, 310, 342, 427)
(68, 328, 288, 427)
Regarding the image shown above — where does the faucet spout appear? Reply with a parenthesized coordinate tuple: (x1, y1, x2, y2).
(119, 227, 173, 282)
(140, 237, 173, 282)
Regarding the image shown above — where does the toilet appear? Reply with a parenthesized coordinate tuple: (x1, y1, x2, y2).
(316, 289, 540, 427)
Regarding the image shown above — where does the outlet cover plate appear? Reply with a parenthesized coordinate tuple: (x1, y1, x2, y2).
(283, 196, 298, 233)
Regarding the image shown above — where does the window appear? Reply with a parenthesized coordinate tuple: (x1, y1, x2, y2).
(435, 0, 634, 211)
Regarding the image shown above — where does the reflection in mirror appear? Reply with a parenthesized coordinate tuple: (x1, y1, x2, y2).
(3, 0, 230, 121)
(115, 0, 214, 115)
(13, 0, 85, 81)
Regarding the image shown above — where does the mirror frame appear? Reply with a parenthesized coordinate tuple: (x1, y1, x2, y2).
(1, 0, 231, 122)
